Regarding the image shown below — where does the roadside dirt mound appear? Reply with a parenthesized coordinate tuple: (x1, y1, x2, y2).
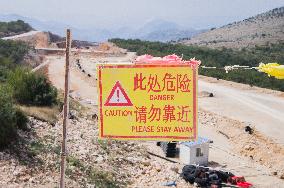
(23, 32, 50, 48)
(99, 42, 127, 54)
(5, 31, 56, 48)
(199, 109, 284, 179)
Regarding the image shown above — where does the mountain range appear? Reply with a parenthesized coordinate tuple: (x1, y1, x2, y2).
(0, 14, 205, 42)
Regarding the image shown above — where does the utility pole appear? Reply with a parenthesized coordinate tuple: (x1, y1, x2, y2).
(60, 29, 71, 188)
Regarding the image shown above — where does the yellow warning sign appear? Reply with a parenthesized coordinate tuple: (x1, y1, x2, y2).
(97, 64, 197, 141)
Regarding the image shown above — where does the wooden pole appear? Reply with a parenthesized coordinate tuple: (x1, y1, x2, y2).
(60, 29, 71, 188)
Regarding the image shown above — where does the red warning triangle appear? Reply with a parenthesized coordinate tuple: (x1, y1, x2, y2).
(104, 81, 133, 106)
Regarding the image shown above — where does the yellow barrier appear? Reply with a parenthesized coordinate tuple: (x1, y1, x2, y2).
(258, 63, 284, 79)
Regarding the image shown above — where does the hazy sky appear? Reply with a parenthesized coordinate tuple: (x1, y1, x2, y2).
(1, 0, 284, 29)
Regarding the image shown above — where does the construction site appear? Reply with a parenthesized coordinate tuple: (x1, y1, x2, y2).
(0, 28, 283, 188)
(0, 2, 284, 187)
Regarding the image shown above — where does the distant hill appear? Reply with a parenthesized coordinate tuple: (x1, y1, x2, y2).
(0, 15, 204, 42)
(0, 20, 33, 38)
(131, 19, 206, 42)
(180, 7, 284, 49)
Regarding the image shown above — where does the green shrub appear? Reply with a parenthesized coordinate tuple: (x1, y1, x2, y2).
(0, 57, 13, 82)
(28, 140, 45, 157)
(0, 39, 30, 64)
(87, 168, 119, 188)
(8, 68, 57, 106)
(0, 39, 30, 83)
(15, 109, 28, 131)
(0, 85, 17, 148)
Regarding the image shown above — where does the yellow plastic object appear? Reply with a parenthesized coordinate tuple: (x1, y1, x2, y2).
(258, 63, 284, 79)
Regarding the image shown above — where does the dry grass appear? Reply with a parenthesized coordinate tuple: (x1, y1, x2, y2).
(18, 90, 88, 125)
(18, 105, 60, 125)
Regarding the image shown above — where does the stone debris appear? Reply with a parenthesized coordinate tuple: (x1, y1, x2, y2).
(0, 112, 193, 188)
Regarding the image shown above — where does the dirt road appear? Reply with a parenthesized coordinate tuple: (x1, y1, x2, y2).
(47, 55, 98, 106)
(199, 77, 284, 144)
(47, 52, 136, 106)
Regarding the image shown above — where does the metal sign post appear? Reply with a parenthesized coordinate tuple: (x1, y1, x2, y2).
(60, 29, 71, 188)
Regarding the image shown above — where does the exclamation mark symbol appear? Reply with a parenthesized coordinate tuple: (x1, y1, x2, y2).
(117, 89, 119, 102)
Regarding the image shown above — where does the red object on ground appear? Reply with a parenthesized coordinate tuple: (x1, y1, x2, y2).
(237, 181, 253, 188)
(230, 176, 253, 188)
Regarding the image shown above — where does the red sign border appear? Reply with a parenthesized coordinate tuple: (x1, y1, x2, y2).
(98, 64, 197, 140)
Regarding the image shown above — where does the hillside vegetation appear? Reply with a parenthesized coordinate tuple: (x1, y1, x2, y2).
(181, 7, 284, 49)
(0, 20, 33, 38)
(110, 39, 284, 91)
(0, 26, 57, 147)
(0, 39, 30, 81)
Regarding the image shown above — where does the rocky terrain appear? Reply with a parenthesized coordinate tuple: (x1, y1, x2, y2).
(181, 7, 284, 49)
(0, 107, 192, 187)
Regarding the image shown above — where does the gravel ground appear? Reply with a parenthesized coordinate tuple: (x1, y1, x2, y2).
(0, 109, 193, 188)
(1, 106, 284, 187)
